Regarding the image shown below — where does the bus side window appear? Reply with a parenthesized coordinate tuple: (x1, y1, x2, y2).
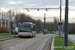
(32, 26, 36, 31)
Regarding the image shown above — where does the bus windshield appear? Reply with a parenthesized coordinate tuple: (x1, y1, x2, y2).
(18, 25, 31, 32)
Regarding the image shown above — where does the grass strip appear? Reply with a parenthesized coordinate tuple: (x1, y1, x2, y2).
(0, 36, 13, 40)
(0, 33, 12, 36)
(54, 36, 75, 50)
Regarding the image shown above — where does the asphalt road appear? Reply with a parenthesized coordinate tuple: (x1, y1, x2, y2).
(0, 34, 55, 50)
(68, 34, 75, 43)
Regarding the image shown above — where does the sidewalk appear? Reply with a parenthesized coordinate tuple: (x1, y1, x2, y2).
(0, 36, 9, 38)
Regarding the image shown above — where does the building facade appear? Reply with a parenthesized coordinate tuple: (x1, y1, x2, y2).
(0, 13, 8, 27)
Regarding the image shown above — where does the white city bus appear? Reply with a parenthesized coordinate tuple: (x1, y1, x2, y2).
(18, 22, 36, 37)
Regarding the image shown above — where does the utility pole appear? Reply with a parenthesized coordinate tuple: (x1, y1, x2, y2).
(44, 13, 46, 34)
(60, 0, 62, 37)
(64, 0, 69, 48)
(9, 20, 11, 36)
(16, 8, 17, 25)
(62, 22, 63, 37)
(9, 10, 11, 36)
(2, 11, 3, 34)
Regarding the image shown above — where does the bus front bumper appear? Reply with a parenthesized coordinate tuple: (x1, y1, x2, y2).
(18, 35, 32, 37)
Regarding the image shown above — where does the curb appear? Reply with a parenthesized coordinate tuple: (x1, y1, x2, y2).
(51, 38, 54, 50)
(0, 37, 14, 41)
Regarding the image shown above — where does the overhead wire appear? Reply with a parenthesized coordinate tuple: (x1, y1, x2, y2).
(14, 0, 24, 7)
(42, 0, 59, 21)
(42, 0, 46, 9)
(46, 0, 58, 5)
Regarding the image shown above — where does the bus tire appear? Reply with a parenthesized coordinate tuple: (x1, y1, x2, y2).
(20, 37, 22, 38)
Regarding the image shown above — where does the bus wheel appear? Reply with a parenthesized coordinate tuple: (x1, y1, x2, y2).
(20, 37, 22, 38)
(31, 35, 33, 38)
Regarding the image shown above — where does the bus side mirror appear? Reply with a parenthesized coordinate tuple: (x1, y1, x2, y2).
(31, 26, 33, 28)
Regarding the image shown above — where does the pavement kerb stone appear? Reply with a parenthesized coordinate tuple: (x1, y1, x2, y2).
(51, 37, 54, 50)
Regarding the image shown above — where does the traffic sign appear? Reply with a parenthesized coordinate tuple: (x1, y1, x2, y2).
(58, 27, 60, 29)
(13, 21, 16, 27)
(37, 9, 39, 11)
(44, 29, 46, 32)
(13, 21, 16, 24)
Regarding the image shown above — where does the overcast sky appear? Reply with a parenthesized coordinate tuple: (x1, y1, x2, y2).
(0, 0, 75, 22)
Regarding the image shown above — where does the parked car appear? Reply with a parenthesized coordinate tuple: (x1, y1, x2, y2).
(11, 27, 18, 35)
(11, 30, 18, 35)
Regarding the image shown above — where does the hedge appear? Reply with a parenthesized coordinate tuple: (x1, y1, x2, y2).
(0, 27, 9, 33)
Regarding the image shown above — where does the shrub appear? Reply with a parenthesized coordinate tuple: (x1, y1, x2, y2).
(0, 27, 9, 33)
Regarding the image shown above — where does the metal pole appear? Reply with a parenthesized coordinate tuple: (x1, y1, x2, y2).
(44, 13, 46, 34)
(9, 20, 10, 36)
(14, 21, 15, 38)
(62, 22, 63, 37)
(64, 0, 68, 47)
(19, 11, 20, 23)
(60, 0, 62, 37)
(9, 13, 11, 36)
(2, 11, 3, 34)
(16, 8, 17, 25)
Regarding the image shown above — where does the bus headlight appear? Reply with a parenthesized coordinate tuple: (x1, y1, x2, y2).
(18, 33, 20, 35)
(29, 33, 32, 35)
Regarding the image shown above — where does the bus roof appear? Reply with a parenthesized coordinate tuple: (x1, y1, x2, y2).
(18, 22, 36, 26)
(23, 22, 32, 24)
